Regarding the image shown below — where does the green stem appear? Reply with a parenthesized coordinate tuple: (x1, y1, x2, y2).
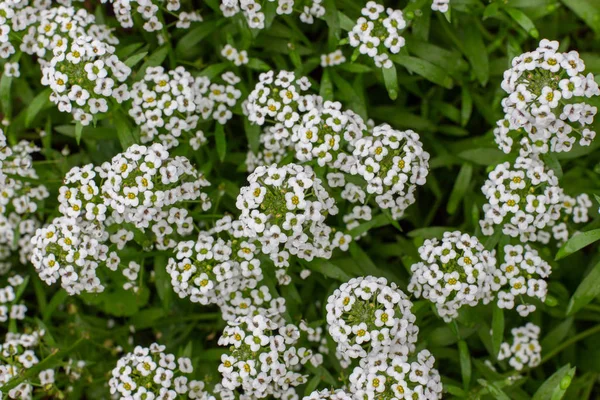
(540, 323, 600, 366)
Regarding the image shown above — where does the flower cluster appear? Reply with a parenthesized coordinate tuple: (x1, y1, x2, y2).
(0, 329, 44, 399)
(245, 124, 294, 172)
(491, 244, 551, 317)
(41, 35, 131, 125)
(348, 349, 443, 399)
(431, 0, 449, 13)
(353, 123, 430, 219)
(220, 0, 324, 29)
(222, 44, 249, 66)
(498, 323, 542, 371)
(193, 71, 242, 125)
(127, 66, 200, 149)
(100, 0, 200, 32)
(217, 314, 314, 398)
(0, 273, 27, 324)
(108, 342, 197, 398)
(408, 231, 497, 322)
(320, 50, 346, 68)
(236, 163, 349, 262)
(326, 276, 418, 359)
(496, 39, 600, 155)
(348, 2, 406, 69)
(479, 156, 589, 244)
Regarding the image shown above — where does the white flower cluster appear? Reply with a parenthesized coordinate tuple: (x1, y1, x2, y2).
(237, 163, 349, 263)
(245, 124, 294, 172)
(108, 342, 197, 399)
(496, 39, 600, 155)
(0, 131, 49, 265)
(0, 329, 45, 399)
(176, 10, 203, 29)
(498, 323, 542, 371)
(127, 66, 201, 149)
(431, 0, 449, 13)
(217, 314, 314, 398)
(348, 349, 443, 400)
(353, 123, 430, 219)
(222, 44, 249, 66)
(193, 71, 242, 125)
(167, 227, 263, 306)
(303, 389, 351, 399)
(41, 35, 131, 125)
(480, 156, 590, 244)
(408, 231, 496, 322)
(0, 273, 28, 324)
(100, 0, 184, 32)
(348, 1, 406, 69)
(491, 244, 551, 317)
(326, 276, 418, 359)
(220, 0, 324, 29)
(320, 50, 346, 68)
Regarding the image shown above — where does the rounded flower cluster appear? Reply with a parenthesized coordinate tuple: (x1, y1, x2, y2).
(0, 132, 49, 264)
(348, 2, 406, 69)
(219, 283, 288, 324)
(498, 323, 542, 371)
(166, 227, 263, 306)
(217, 314, 313, 398)
(246, 70, 315, 129)
(99, 0, 198, 32)
(291, 101, 367, 170)
(497, 39, 600, 155)
(245, 124, 293, 172)
(41, 35, 131, 125)
(108, 342, 197, 399)
(0, 273, 28, 324)
(98, 143, 212, 234)
(127, 66, 200, 149)
(193, 71, 242, 125)
(479, 156, 589, 244)
(236, 163, 349, 262)
(220, 0, 324, 29)
(0, 329, 45, 399)
(353, 123, 430, 218)
(491, 244, 551, 317)
(222, 44, 249, 66)
(348, 349, 443, 400)
(303, 389, 351, 399)
(326, 276, 418, 359)
(321, 50, 346, 68)
(408, 231, 496, 322)
(30, 216, 113, 295)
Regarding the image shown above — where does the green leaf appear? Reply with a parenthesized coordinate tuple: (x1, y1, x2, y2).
(215, 123, 227, 162)
(25, 88, 52, 127)
(447, 163, 473, 214)
(504, 7, 540, 38)
(491, 306, 504, 359)
(532, 364, 576, 400)
(124, 51, 149, 68)
(54, 125, 118, 140)
(566, 259, 600, 315)
(391, 55, 453, 89)
(137, 46, 169, 79)
(176, 20, 223, 54)
(561, 0, 600, 35)
(320, 69, 334, 101)
(461, 86, 473, 126)
(541, 317, 573, 352)
(348, 213, 389, 237)
(458, 340, 472, 390)
(382, 64, 399, 100)
(458, 148, 506, 165)
(198, 62, 229, 79)
(114, 111, 138, 150)
(337, 11, 355, 31)
(247, 58, 271, 71)
(462, 20, 489, 85)
(75, 122, 83, 145)
(304, 259, 351, 282)
(0, 73, 13, 117)
(556, 229, 600, 260)
(154, 255, 172, 310)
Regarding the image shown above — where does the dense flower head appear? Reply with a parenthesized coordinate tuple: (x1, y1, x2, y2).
(217, 314, 315, 399)
(193, 71, 242, 125)
(353, 123, 430, 219)
(498, 323, 542, 371)
(41, 35, 131, 125)
(220, 0, 324, 29)
(408, 231, 497, 322)
(245, 124, 294, 172)
(348, 1, 406, 69)
(348, 349, 443, 400)
(108, 342, 197, 399)
(98, 143, 212, 235)
(99, 0, 192, 32)
(0, 132, 49, 265)
(479, 156, 590, 244)
(326, 276, 418, 359)
(218, 283, 288, 324)
(303, 388, 351, 399)
(30, 216, 113, 295)
(0, 273, 27, 324)
(497, 39, 600, 155)
(236, 163, 349, 262)
(127, 66, 201, 149)
(166, 222, 263, 306)
(491, 244, 551, 317)
(0, 329, 45, 399)
(246, 70, 316, 129)
(222, 44, 249, 66)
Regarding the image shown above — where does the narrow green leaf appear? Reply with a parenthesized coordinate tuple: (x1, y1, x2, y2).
(491, 306, 504, 359)
(541, 317, 573, 353)
(136, 46, 169, 79)
(114, 111, 138, 150)
(247, 58, 271, 71)
(337, 11, 355, 31)
(557, 229, 600, 260)
(304, 259, 351, 281)
(124, 51, 149, 68)
(532, 364, 576, 400)
(391, 55, 453, 89)
(561, 0, 600, 34)
(154, 255, 172, 310)
(447, 163, 473, 214)
(458, 148, 505, 165)
(215, 124, 227, 162)
(244, 118, 261, 155)
(382, 64, 399, 100)
(0, 74, 13, 117)
(462, 21, 489, 85)
(567, 259, 600, 315)
(198, 62, 229, 79)
(25, 88, 52, 127)
(176, 20, 222, 54)
(461, 86, 473, 126)
(458, 340, 472, 390)
(504, 7, 540, 38)
(320, 69, 334, 101)
(75, 122, 83, 145)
